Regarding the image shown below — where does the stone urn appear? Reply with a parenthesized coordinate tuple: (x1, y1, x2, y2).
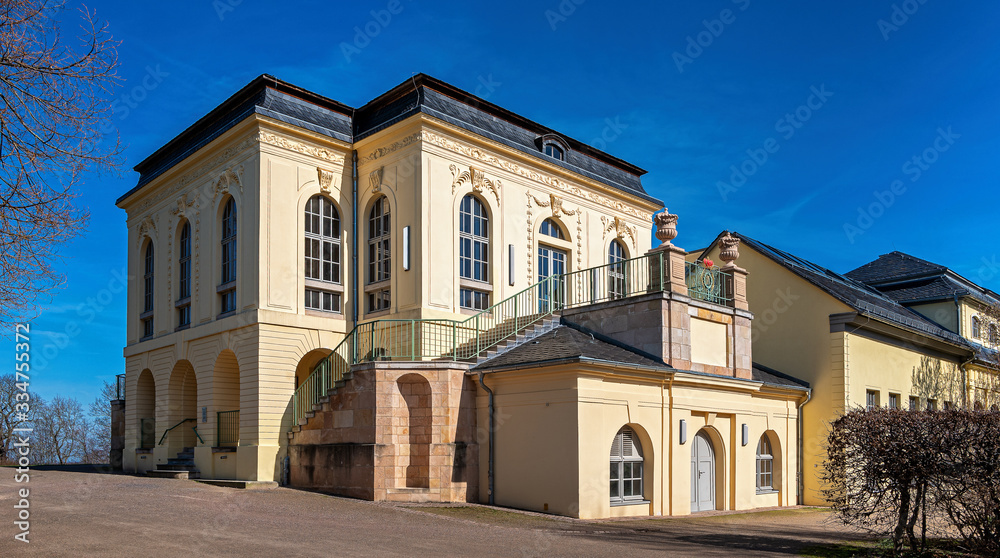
(654, 210, 678, 247)
(719, 231, 740, 268)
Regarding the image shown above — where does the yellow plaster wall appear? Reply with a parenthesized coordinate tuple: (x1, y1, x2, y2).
(908, 300, 959, 334)
(690, 317, 728, 367)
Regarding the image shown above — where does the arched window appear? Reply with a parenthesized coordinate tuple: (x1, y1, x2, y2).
(178, 222, 191, 327)
(367, 196, 391, 313)
(539, 218, 564, 239)
(459, 195, 490, 310)
(756, 435, 774, 492)
(608, 240, 627, 299)
(972, 316, 982, 339)
(610, 426, 644, 503)
(544, 143, 564, 161)
(142, 242, 154, 338)
(220, 198, 237, 314)
(304, 195, 342, 313)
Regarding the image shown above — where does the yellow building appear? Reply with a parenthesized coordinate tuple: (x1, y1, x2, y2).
(698, 234, 999, 506)
(116, 74, 808, 518)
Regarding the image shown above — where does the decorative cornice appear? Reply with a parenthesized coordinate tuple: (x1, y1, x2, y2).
(358, 132, 423, 165)
(450, 164, 501, 205)
(257, 131, 346, 165)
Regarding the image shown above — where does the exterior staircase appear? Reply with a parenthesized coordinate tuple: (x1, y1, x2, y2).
(463, 313, 561, 365)
(147, 447, 201, 479)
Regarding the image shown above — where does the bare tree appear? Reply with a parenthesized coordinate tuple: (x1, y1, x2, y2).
(0, 0, 121, 326)
(0, 373, 33, 463)
(32, 395, 88, 464)
(910, 356, 963, 409)
(84, 379, 116, 463)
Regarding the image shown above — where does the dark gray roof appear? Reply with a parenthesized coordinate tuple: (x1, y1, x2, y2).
(752, 362, 809, 390)
(474, 325, 668, 371)
(733, 234, 972, 349)
(846, 251, 1000, 306)
(120, 74, 661, 207)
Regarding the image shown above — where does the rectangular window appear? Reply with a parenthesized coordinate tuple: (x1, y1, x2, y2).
(943, 401, 953, 411)
(220, 289, 236, 314)
(927, 399, 937, 411)
(368, 289, 390, 313)
(909, 396, 919, 411)
(142, 317, 154, 339)
(866, 390, 880, 411)
(306, 289, 341, 313)
(459, 288, 490, 311)
(177, 304, 190, 328)
(888, 393, 900, 410)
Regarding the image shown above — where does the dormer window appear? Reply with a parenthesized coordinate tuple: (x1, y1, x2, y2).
(538, 134, 568, 162)
(544, 143, 564, 161)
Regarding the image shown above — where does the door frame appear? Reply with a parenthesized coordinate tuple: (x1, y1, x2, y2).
(691, 430, 717, 512)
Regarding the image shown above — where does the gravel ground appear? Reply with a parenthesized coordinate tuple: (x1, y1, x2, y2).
(0, 466, 869, 557)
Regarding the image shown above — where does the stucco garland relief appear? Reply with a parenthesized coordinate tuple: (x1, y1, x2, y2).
(171, 192, 196, 217)
(257, 131, 345, 165)
(525, 192, 534, 284)
(317, 167, 337, 193)
(601, 216, 637, 251)
(138, 215, 156, 239)
(358, 130, 651, 222)
(531, 193, 577, 218)
(369, 166, 384, 194)
(449, 164, 501, 205)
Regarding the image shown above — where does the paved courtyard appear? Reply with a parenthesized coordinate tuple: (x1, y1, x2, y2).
(0, 467, 869, 557)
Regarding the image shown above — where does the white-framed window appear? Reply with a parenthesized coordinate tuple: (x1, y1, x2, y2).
(608, 240, 627, 299)
(888, 393, 900, 410)
(220, 198, 237, 314)
(305, 195, 342, 313)
(756, 435, 773, 492)
(459, 195, 490, 310)
(177, 222, 191, 328)
(539, 218, 564, 239)
(142, 242, 154, 338)
(367, 196, 391, 313)
(610, 426, 644, 504)
(544, 143, 564, 160)
(972, 316, 982, 339)
(866, 389, 879, 411)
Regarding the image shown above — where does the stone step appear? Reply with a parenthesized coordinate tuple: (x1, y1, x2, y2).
(161, 463, 198, 471)
(195, 479, 278, 490)
(147, 469, 200, 480)
(385, 487, 440, 503)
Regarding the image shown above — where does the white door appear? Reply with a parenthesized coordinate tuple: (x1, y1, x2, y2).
(690, 431, 716, 512)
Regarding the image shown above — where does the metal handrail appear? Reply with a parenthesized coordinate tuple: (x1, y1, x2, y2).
(158, 418, 197, 446)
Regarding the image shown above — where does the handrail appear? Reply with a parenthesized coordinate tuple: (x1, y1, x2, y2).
(291, 252, 736, 429)
(158, 418, 197, 446)
(192, 425, 205, 445)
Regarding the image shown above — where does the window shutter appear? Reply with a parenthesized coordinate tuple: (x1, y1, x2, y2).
(622, 429, 633, 457)
(610, 432, 622, 458)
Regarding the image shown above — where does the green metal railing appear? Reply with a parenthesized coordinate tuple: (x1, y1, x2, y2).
(290, 252, 735, 427)
(217, 410, 239, 448)
(157, 418, 203, 446)
(685, 261, 732, 305)
(139, 418, 155, 449)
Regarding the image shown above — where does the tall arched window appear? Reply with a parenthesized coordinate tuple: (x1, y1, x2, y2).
(177, 222, 191, 327)
(220, 198, 237, 314)
(304, 195, 342, 313)
(608, 240, 627, 299)
(538, 218, 568, 310)
(972, 316, 982, 339)
(610, 426, 644, 504)
(142, 242, 154, 338)
(756, 434, 774, 493)
(459, 195, 490, 310)
(367, 196, 391, 313)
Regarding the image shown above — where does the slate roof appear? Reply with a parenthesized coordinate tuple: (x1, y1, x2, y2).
(474, 325, 668, 371)
(846, 251, 1000, 306)
(120, 74, 661, 207)
(752, 362, 810, 390)
(731, 234, 971, 349)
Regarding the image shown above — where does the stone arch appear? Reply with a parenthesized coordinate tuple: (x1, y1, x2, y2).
(212, 349, 241, 447)
(165, 360, 198, 452)
(295, 348, 335, 389)
(135, 369, 156, 449)
(396, 373, 432, 489)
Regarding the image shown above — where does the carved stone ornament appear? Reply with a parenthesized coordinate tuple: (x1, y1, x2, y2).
(719, 230, 741, 268)
(214, 165, 244, 199)
(318, 167, 335, 192)
(138, 215, 156, 237)
(171, 193, 196, 217)
(531, 193, 577, 217)
(369, 167, 384, 194)
(654, 209, 678, 247)
(450, 164, 501, 205)
(602, 216, 637, 249)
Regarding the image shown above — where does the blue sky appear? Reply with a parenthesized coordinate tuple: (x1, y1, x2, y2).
(10, 0, 1000, 405)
